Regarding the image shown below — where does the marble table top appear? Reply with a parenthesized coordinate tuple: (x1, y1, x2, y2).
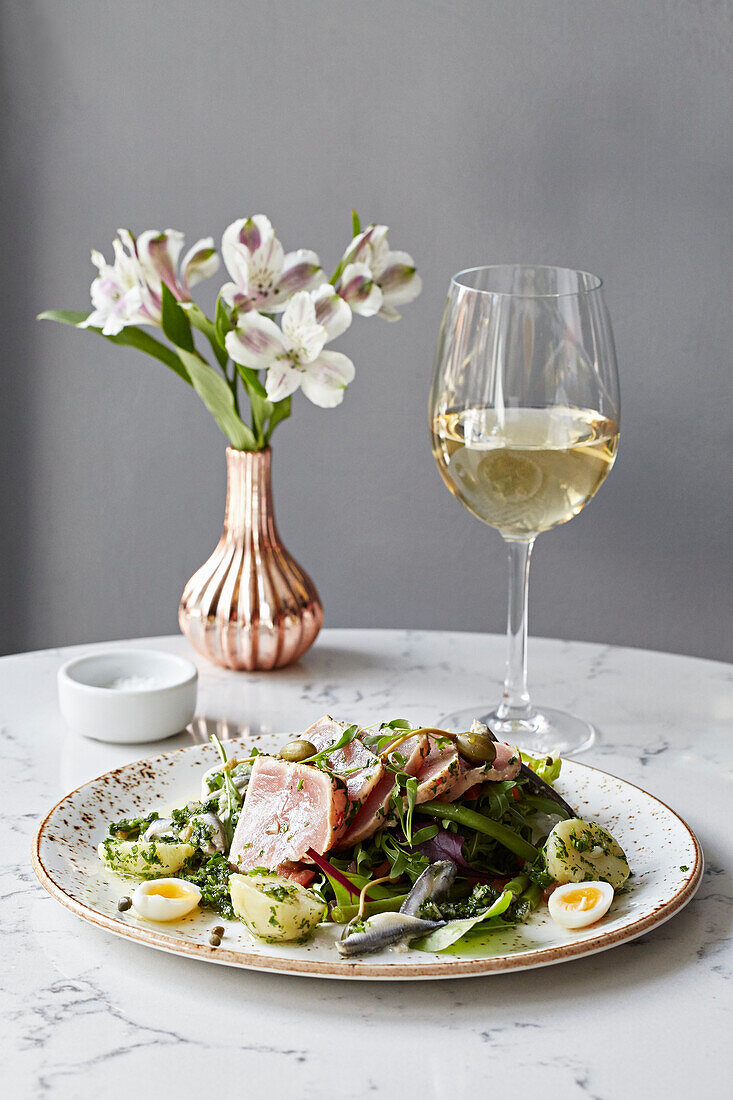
(3, 629, 732, 1099)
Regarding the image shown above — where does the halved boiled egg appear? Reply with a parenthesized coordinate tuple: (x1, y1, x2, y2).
(548, 881, 614, 929)
(131, 878, 201, 922)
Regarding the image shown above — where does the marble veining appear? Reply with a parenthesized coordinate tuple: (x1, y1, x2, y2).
(2, 629, 732, 1099)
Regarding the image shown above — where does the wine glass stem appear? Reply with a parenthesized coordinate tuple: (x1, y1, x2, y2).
(496, 538, 535, 721)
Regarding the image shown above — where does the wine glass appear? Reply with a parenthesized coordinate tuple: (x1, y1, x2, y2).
(430, 265, 620, 755)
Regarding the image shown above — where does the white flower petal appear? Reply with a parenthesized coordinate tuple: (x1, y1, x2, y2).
(219, 281, 246, 310)
(365, 225, 390, 277)
(277, 249, 325, 302)
(250, 234, 285, 281)
(378, 252, 422, 306)
(265, 360, 302, 402)
(280, 291, 324, 362)
(137, 229, 185, 296)
(90, 248, 108, 274)
(221, 241, 252, 298)
(79, 307, 110, 330)
(339, 263, 383, 316)
(240, 214, 274, 254)
(225, 312, 286, 370)
(222, 215, 273, 260)
(341, 225, 377, 267)
(312, 284, 352, 340)
(221, 219, 247, 281)
(181, 237, 220, 293)
(282, 290, 316, 332)
(300, 350, 355, 408)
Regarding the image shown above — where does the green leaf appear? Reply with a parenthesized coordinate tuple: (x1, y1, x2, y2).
(521, 751, 562, 785)
(263, 395, 292, 442)
(37, 309, 192, 385)
(160, 285, 194, 352)
(351, 209, 361, 236)
(177, 347, 257, 450)
(182, 300, 229, 370)
(216, 295, 232, 346)
(414, 890, 514, 952)
(234, 362, 268, 400)
(38, 309, 90, 325)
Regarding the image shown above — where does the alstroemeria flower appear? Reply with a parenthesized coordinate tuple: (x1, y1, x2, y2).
(80, 228, 219, 335)
(220, 215, 325, 314)
(136, 229, 220, 302)
(225, 290, 355, 408)
(336, 224, 421, 321)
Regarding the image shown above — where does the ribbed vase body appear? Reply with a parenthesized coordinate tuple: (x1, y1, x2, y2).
(179, 447, 323, 670)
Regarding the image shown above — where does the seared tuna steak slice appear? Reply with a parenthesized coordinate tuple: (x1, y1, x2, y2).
(229, 755, 348, 872)
(303, 715, 384, 822)
(414, 735, 462, 803)
(338, 731, 429, 847)
(438, 740, 521, 802)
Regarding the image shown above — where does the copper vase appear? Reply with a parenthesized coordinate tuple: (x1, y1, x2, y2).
(178, 447, 323, 670)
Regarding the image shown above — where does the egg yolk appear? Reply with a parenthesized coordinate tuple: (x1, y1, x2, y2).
(146, 882, 191, 899)
(557, 886, 605, 911)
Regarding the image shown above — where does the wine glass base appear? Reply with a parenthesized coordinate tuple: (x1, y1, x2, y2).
(438, 704, 596, 757)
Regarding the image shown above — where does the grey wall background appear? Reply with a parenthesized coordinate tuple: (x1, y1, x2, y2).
(2, 0, 731, 661)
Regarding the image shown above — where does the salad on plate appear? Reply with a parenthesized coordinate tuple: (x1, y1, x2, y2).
(98, 716, 631, 957)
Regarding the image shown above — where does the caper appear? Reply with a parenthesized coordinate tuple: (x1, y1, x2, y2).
(209, 933, 221, 947)
(212, 925, 225, 937)
(455, 731, 497, 766)
(279, 738, 317, 763)
(117, 896, 132, 912)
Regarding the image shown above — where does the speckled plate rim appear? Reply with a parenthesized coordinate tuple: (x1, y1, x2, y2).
(31, 745, 703, 981)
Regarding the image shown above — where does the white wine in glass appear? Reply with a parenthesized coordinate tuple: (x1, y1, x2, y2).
(430, 265, 620, 755)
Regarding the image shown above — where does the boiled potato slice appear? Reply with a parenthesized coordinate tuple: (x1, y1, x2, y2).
(229, 872, 325, 943)
(544, 818, 630, 889)
(98, 839, 194, 878)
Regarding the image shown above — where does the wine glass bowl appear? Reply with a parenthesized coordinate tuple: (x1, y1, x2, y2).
(430, 265, 620, 755)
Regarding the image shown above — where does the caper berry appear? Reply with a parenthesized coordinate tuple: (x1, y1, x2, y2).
(209, 933, 221, 947)
(455, 731, 497, 766)
(117, 896, 132, 912)
(279, 738, 317, 763)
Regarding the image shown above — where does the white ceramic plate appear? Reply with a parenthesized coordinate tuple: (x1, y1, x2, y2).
(32, 736, 703, 980)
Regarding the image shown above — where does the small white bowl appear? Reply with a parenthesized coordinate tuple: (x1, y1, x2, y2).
(58, 649, 198, 744)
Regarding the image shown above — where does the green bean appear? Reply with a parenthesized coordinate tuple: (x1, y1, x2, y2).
(514, 882, 542, 920)
(419, 801, 538, 863)
(503, 873, 530, 897)
(331, 893, 409, 923)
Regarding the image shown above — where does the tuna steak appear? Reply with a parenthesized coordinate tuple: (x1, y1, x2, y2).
(303, 715, 384, 823)
(338, 731, 429, 847)
(437, 739, 521, 801)
(229, 754, 349, 872)
(414, 735, 462, 803)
